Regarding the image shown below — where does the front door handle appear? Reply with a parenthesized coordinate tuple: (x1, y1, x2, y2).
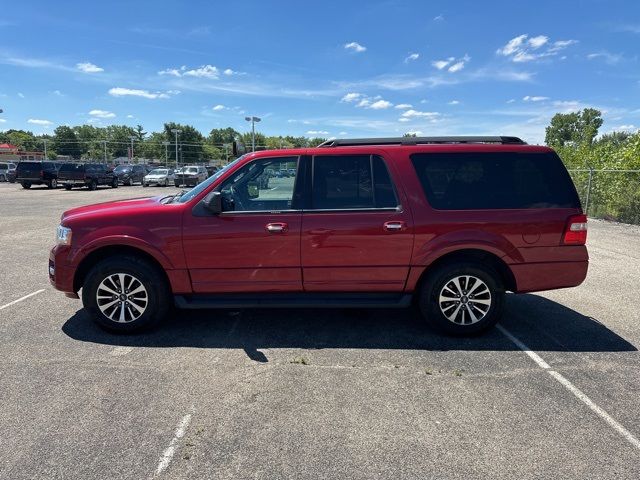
(383, 221, 406, 232)
(266, 222, 288, 233)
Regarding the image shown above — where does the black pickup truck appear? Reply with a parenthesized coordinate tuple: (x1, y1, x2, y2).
(58, 163, 118, 190)
(15, 161, 60, 189)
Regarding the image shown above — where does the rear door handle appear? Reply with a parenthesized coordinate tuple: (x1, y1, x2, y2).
(266, 222, 288, 233)
(383, 221, 406, 232)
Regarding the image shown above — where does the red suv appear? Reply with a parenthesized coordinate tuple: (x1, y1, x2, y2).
(50, 136, 588, 335)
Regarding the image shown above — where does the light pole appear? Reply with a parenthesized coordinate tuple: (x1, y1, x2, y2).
(162, 141, 170, 167)
(129, 136, 136, 163)
(171, 129, 181, 169)
(244, 116, 261, 152)
(102, 140, 108, 163)
(43, 139, 48, 160)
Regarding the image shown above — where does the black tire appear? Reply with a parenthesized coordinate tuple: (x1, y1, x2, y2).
(143, 183, 148, 187)
(88, 180, 97, 191)
(163, 179, 168, 187)
(64, 185, 72, 190)
(82, 255, 171, 333)
(111, 178, 118, 188)
(21, 182, 31, 189)
(124, 179, 131, 186)
(48, 179, 57, 189)
(174, 181, 180, 187)
(418, 262, 504, 336)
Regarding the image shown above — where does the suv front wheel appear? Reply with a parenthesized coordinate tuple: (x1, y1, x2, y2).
(419, 262, 504, 335)
(82, 256, 171, 333)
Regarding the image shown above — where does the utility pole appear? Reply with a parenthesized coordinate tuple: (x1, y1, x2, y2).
(171, 129, 182, 169)
(162, 141, 169, 168)
(244, 116, 261, 152)
(129, 136, 136, 163)
(102, 140, 107, 163)
(43, 139, 48, 160)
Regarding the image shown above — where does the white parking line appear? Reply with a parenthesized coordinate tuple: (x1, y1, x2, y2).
(0, 289, 45, 311)
(110, 346, 133, 356)
(498, 324, 640, 451)
(154, 409, 193, 477)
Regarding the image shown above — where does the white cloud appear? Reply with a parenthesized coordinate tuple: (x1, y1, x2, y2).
(398, 118, 410, 122)
(615, 125, 637, 132)
(27, 119, 52, 126)
(223, 68, 242, 76)
(89, 109, 116, 118)
(395, 103, 412, 109)
(76, 62, 104, 73)
(433, 14, 444, 21)
(0, 119, 6, 123)
(587, 52, 624, 65)
(344, 42, 366, 53)
(212, 104, 226, 111)
(126, 114, 134, 119)
(401, 109, 440, 118)
(17, 92, 24, 98)
(432, 54, 469, 72)
(108, 87, 175, 99)
(432, 57, 454, 70)
(52, 90, 63, 96)
(159, 64, 223, 79)
(369, 99, 393, 110)
(497, 34, 577, 62)
(307, 130, 329, 135)
(506, 99, 516, 103)
(357, 98, 371, 108)
(528, 35, 549, 49)
(341, 92, 362, 102)
(404, 53, 419, 63)
(339, 131, 348, 135)
(523, 95, 549, 102)
(448, 100, 460, 105)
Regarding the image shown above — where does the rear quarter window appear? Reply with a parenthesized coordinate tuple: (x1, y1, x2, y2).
(410, 151, 581, 210)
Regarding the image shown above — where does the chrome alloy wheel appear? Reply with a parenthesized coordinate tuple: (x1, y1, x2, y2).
(438, 275, 491, 325)
(96, 273, 148, 323)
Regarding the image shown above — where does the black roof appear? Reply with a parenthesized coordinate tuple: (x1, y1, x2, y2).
(317, 136, 526, 147)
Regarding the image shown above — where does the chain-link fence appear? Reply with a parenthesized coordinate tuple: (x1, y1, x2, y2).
(568, 169, 640, 225)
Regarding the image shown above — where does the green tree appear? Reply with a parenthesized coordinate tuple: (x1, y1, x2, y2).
(545, 108, 603, 147)
(53, 126, 82, 159)
(163, 123, 205, 164)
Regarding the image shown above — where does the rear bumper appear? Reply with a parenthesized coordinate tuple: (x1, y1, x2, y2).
(62, 180, 87, 186)
(511, 260, 589, 293)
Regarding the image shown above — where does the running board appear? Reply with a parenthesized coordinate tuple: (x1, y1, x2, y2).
(174, 293, 413, 310)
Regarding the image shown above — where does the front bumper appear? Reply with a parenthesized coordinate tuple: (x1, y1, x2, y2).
(144, 178, 168, 185)
(49, 246, 76, 295)
(175, 176, 198, 186)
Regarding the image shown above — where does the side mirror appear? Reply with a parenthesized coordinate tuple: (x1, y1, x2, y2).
(203, 191, 222, 214)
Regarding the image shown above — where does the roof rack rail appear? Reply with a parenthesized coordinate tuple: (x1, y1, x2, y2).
(317, 136, 526, 147)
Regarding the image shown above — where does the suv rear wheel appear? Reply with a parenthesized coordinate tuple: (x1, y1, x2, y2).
(82, 256, 171, 333)
(21, 181, 31, 189)
(48, 179, 57, 189)
(88, 180, 98, 191)
(418, 262, 504, 335)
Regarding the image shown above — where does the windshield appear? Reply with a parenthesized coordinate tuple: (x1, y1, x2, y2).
(114, 165, 131, 173)
(149, 169, 168, 175)
(175, 158, 243, 204)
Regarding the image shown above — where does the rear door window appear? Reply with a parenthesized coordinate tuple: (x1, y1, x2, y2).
(410, 151, 580, 210)
(311, 155, 398, 210)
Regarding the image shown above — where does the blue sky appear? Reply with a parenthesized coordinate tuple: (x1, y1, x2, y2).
(1, 0, 639, 143)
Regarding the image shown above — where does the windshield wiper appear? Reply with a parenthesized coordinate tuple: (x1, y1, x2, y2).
(171, 189, 188, 203)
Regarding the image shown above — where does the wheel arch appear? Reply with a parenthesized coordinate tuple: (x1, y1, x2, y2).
(73, 244, 170, 293)
(411, 248, 517, 299)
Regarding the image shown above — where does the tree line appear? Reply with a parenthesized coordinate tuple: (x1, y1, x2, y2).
(0, 123, 329, 162)
(545, 108, 640, 224)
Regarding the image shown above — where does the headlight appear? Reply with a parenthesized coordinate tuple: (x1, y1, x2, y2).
(56, 225, 72, 246)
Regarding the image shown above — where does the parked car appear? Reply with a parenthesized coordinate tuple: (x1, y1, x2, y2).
(205, 165, 219, 177)
(143, 168, 175, 187)
(16, 161, 59, 189)
(114, 164, 148, 186)
(174, 165, 208, 187)
(50, 136, 588, 334)
(0, 162, 17, 182)
(58, 163, 118, 190)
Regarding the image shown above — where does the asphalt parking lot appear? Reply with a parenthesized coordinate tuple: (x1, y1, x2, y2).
(0, 181, 639, 479)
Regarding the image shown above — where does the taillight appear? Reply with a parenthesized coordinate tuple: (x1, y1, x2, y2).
(563, 214, 588, 245)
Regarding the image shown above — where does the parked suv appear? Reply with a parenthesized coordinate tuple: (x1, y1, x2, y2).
(58, 163, 118, 190)
(16, 161, 59, 189)
(50, 136, 588, 334)
(114, 164, 148, 186)
(0, 162, 17, 182)
(175, 165, 208, 187)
